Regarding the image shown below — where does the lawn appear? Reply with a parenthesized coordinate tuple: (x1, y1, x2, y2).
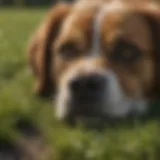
(0, 8, 160, 160)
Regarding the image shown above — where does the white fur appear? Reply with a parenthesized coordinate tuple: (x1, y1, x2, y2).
(91, 0, 127, 55)
(103, 71, 147, 117)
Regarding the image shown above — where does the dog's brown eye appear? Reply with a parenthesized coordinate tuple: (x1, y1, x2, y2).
(110, 40, 142, 64)
(58, 42, 80, 60)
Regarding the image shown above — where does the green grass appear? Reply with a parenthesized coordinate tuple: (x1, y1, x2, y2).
(0, 8, 160, 160)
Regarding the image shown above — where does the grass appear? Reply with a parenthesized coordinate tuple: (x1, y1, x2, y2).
(0, 7, 160, 160)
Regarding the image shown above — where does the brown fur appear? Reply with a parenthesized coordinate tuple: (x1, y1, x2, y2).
(27, 3, 71, 97)
(27, 0, 160, 100)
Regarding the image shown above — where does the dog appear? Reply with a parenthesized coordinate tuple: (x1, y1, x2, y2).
(27, 0, 160, 124)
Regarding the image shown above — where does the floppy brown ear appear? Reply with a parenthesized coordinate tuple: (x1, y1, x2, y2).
(27, 3, 71, 98)
(132, 1, 160, 98)
(140, 3, 160, 98)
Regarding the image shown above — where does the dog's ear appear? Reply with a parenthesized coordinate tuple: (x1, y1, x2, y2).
(139, 2, 160, 98)
(27, 3, 71, 98)
(121, 2, 160, 98)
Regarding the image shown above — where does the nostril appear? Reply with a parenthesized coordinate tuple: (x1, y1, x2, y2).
(86, 75, 106, 91)
(70, 78, 83, 93)
(86, 79, 100, 91)
(70, 74, 106, 94)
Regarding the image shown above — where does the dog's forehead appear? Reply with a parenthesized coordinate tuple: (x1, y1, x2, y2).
(59, 1, 126, 43)
(61, 1, 102, 31)
(92, 1, 156, 52)
(92, 1, 128, 53)
(58, 0, 158, 53)
(56, 1, 102, 46)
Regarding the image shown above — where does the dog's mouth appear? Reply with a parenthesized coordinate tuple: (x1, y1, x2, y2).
(62, 101, 148, 128)
(55, 96, 148, 127)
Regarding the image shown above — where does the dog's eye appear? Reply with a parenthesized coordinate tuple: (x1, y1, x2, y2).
(58, 42, 80, 60)
(110, 40, 142, 63)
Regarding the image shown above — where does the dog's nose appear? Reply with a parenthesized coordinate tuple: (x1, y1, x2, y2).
(70, 74, 106, 96)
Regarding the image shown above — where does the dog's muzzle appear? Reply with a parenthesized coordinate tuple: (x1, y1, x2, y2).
(55, 68, 147, 126)
(69, 73, 106, 115)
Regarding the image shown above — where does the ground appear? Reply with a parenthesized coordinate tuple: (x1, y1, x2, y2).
(0, 7, 160, 160)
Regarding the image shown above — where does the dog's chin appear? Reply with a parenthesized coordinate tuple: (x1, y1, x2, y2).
(55, 99, 148, 128)
(55, 93, 148, 128)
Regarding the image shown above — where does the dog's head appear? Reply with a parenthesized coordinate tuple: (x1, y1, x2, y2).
(28, 0, 160, 123)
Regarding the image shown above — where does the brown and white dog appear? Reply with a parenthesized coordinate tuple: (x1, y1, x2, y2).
(27, 0, 160, 123)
